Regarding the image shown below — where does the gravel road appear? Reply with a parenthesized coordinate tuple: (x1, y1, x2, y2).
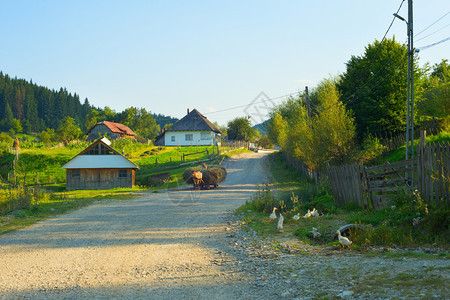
(0, 151, 448, 299)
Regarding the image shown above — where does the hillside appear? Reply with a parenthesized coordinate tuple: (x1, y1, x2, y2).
(0, 72, 178, 139)
(0, 72, 92, 133)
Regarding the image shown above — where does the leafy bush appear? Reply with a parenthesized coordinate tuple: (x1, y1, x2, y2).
(246, 184, 278, 214)
(0, 132, 14, 145)
(356, 135, 386, 163)
(0, 187, 49, 214)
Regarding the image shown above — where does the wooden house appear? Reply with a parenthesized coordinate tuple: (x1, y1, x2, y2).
(155, 109, 221, 146)
(62, 137, 139, 190)
(86, 121, 136, 141)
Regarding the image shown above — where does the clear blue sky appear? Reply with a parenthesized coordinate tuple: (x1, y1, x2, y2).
(1, 1, 449, 125)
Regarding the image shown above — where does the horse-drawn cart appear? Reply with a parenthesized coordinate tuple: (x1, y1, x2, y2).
(183, 166, 227, 190)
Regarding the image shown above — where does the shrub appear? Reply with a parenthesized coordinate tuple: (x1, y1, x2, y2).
(0, 187, 48, 214)
(246, 184, 278, 214)
(356, 135, 386, 163)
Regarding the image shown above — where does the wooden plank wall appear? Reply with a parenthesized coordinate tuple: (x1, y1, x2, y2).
(364, 158, 416, 209)
(417, 133, 449, 206)
(326, 132, 448, 209)
(327, 164, 367, 208)
(66, 168, 134, 190)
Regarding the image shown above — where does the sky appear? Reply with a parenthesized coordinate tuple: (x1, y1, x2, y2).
(1, 1, 449, 126)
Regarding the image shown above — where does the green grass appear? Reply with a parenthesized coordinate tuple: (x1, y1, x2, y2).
(238, 148, 450, 252)
(371, 130, 450, 165)
(133, 145, 218, 171)
(0, 145, 249, 235)
(0, 186, 146, 235)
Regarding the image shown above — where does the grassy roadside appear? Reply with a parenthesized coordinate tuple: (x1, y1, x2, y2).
(0, 148, 251, 235)
(237, 151, 449, 256)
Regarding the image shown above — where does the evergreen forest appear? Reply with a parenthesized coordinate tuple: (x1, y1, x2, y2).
(0, 72, 177, 140)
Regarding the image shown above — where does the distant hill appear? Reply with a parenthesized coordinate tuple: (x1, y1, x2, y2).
(0, 72, 92, 133)
(253, 119, 269, 135)
(0, 71, 179, 138)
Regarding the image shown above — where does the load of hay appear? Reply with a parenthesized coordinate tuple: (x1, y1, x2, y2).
(183, 166, 227, 188)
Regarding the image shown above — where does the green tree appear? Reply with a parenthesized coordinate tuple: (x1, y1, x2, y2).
(309, 78, 355, 167)
(1, 102, 14, 131)
(227, 116, 255, 141)
(417, 59, 450, 128)
(56, 116, 82, 145)
(268, 112, 288, 147)
(337, 38, 424, 140)
(10, 118, 23, 133)
(430, 59, 450, 83)
(257, 135, 273, 149)
(213, 121, 227, 137)
(116, 107, 160, 139)
(268, 78, 355, 170)
(38, 128, 56, 146)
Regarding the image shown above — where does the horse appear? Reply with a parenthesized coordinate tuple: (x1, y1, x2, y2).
(191, 171, 204, 190)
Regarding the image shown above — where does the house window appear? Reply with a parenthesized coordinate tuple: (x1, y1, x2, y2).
(185, 134, 193, 142)
(119, 170, 127, 178)
(201, 132, 210, 140)
(171, 136, 175, 142)
(72, 169, 80, 178)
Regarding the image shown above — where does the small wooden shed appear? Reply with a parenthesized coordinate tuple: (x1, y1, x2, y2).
(62, 137, 139, 190)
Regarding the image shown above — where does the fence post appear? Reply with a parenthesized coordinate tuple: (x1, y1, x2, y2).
(155, 158, 158, 168)
(418, 130, 426, 197)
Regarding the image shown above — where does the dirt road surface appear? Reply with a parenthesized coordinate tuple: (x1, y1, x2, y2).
(0, 152, 273, 299)
(0, 151, 448, 299)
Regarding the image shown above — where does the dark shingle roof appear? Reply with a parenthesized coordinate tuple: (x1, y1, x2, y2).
(166, 109, 221, 133)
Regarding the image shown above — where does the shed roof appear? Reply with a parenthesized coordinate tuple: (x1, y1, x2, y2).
(62, 155, 139, 169)
(167, 109, 221, 133)
(62, 137, 139, 169)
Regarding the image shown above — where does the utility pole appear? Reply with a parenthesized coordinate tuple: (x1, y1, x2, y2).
(305, 86, 311, 127)
(405, 0, 414, 185)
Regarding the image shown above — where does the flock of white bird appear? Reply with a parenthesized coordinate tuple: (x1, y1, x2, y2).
(269, 207, 352, 249)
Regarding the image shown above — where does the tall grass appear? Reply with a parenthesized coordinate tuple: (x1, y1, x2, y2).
(0, 187, 49, 214)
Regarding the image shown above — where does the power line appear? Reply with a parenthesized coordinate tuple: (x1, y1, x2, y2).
(381, 0, 406, 44)
(415, 23, 450, 42)
(203, 91, 301, 116)
(415, 11, 449, 38)
(343, 0, 406, 104)
(418, 36, 450, 51)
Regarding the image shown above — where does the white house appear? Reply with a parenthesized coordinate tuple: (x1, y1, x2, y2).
(155, 109, 221, 146)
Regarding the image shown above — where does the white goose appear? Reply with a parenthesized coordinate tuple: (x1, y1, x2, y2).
(292, 213, 300, 221)
(277, 214, 284, 232)
(311, 227, 321, 238)
(269, 207, 278, 221)
(303, 209, 312, 219)
(336, 230, 352, 249)
(311, 208, 320, 217)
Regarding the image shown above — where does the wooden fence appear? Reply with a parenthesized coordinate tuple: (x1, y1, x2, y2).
(220, 141, 251, 152)
(283, 152, 322, 182)
(378, 122, 443, 153)
(417, 133, 449, 206)
(327, 164, 365, 207)
(327, 131, 449, 209)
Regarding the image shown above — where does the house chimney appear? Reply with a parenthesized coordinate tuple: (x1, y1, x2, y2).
(187, 108, 190, 114)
